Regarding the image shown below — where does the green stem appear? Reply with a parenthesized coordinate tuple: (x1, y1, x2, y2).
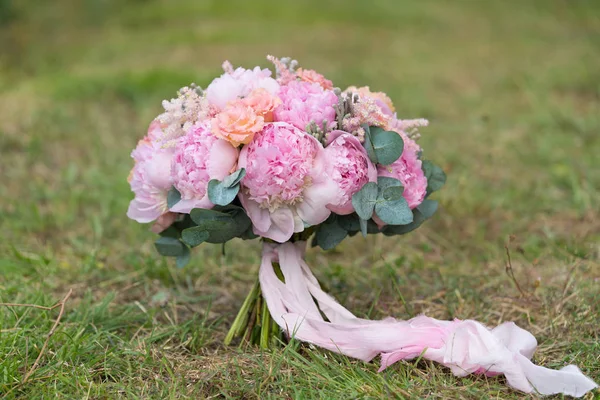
(224, 279, 260, 346)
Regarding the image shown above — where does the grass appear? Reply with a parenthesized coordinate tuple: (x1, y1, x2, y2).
(0, 0, 599, 398)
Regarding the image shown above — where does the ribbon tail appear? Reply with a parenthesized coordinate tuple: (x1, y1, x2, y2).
(259, 242, 598, 397)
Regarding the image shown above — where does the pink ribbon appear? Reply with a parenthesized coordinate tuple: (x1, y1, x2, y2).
(259, 241, 598, 397)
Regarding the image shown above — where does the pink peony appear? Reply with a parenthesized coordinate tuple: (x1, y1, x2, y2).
(127, 123, 175, 224)
(273, 81, 338, 131)
(238, 122, 337, 242)
(170, 122, 239, 213)
(324, 131, 377, 215)
(377, 134, 427, 211)
(205, 66, 279, 111)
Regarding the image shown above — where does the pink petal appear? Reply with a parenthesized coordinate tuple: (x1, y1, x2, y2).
(207, 139, 239, 179)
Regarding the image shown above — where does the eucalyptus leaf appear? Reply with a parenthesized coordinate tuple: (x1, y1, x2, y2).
(315, 220, 347, 250)
(181, 227, 210, 247)
(351, 182, 378, 220)
(370, 126, 404, 165)
(207, 179, 240, 206)
(383, 186, 404, 201)
(338, 213, 360, 232)
(158, 225, 180, 239)
(374, 197, 413, 225)
(382, 208, 427, 236)
(222, 168, 246, 188)
(362, 124, 378, 164)
(176, 245, 191, 268)
(189, 208, 231, 225)
(422, 160, 446, 193)
(167, 186, 181, 209)
(154, 236, 186, 257)
(377, 176, 403, 192)
(417, 199, 438, 218)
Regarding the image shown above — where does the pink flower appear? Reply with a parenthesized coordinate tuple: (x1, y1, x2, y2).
(170, 122, 239, 213)
(238, 122, 337, 242)
(324, 131, 377, 215)
(205, 66, 279, 111)
(296, 68, 334, 90)
(375, 133, 427, 226)
(273, 81, 338, 131)
(211, 101, 265, 147)
(127, 123, 175, 224)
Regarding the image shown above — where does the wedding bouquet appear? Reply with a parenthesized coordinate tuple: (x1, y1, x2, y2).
(127, 56, 596, 397)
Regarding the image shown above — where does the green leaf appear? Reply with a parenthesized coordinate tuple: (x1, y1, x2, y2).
(370, 126, 404, 165)
(422, 160, 446, 193)
(188, 207, 252, 243)
(351, 182, 378, 220)
(362, 124, 378, 164)
(315, 219, 347, 250)
(189, 208, 231, 225)
(338, 213, 360, 232)
(417, 199, 438, 218)
(383, 186, 404, 201)
(207, 179, 240, 206)
(154, 236, 186, 257)
(375, 197, 413, 225)
(222, 168, 246, 188)
(176, 245, 191, 268)
(181, 227, 210, 247)
(382, 208, 427, 236)
(167, 186, 181, 209)
(159, 225, 180, 239)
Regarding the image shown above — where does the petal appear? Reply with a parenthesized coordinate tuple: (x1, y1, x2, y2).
(296, 180, 335, 225)
(238, 191, 271, 233)
(170, 197, 213, 214)
(261, 207, 295, 242)
(208, 139, 239, 179)
(127, 198, 164, 223)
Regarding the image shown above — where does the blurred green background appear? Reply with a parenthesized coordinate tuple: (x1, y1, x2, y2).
(0, 0, 598, 398)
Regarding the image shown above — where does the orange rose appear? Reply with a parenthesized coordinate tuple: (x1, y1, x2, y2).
(243, 88, 282, 122)
(296, 68, 334, 90)
(211, 101, 265, 147)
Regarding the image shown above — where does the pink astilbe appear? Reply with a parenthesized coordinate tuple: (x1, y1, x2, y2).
(157, 86, 213, 147)
(127, 122, 175, 225)
(341, 93, 392, 137)
(170, 122, 239, 213)
(266, 55, 297, 85)
(273, 81, 338, 132)
(238, 122, 337, 242)
(324, 131, 377, 215)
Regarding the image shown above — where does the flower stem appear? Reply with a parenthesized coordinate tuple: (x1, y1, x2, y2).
(224, 279, 260, 346)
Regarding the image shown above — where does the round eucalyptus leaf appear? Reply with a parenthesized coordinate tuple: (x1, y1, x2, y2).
(370, 127, 404, 165)
(375, 197, 413, 225)
(154, 236, 186, 257)
(207, 180, 240, 206)
(181, 227, 210, 247)
(351, 182, 378, 220)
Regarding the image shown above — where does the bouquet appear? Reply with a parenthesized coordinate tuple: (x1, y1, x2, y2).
(127, 56, 597, 397)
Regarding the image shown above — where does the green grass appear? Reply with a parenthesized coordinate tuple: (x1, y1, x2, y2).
(1, 0, 599, 398)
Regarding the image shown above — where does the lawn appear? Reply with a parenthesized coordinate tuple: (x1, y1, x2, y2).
(1, 0, 599, 398)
